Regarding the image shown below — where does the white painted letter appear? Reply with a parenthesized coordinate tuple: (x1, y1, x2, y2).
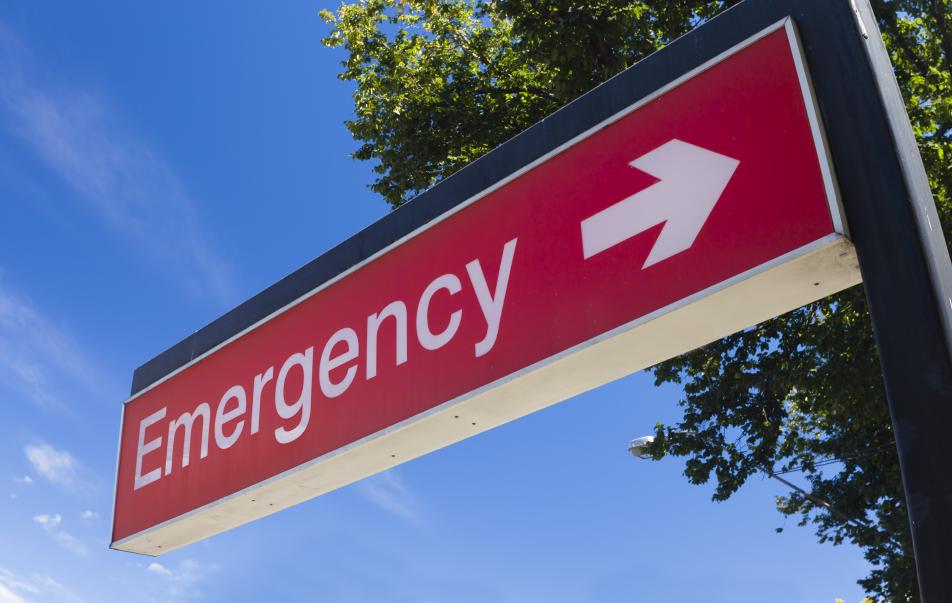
(416, 274, 462, 350)
(215, 385, 246, 450)
(320, 328, 359, 398)
(165, 403, 211, 476)
(275, 347, 313, 444)
(466, 238, 518, 357)
(134, 407, 166, 490)
(366, 300, 408, 379)
(251, 366, 274, 435)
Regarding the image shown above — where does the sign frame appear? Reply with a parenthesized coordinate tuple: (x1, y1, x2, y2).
(112, 16, 859, 555)
(113, 2, 952, 600)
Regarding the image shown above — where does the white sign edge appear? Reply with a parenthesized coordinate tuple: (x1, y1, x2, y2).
(113, 234, 861, 555)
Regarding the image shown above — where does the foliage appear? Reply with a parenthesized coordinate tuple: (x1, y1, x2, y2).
(647, 3, 949, 600)
(320, 0, 952, 600)
(319, 0, 560, 205)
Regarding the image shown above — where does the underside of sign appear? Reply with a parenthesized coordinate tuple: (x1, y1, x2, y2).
(112, 17, 862, 555)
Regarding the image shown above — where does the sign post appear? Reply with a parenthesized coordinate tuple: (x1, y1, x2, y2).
(837, 3, 952, 601)
(112, 2, 952, 599)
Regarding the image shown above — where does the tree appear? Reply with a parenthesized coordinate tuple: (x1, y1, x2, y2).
(320, 1, 951, 600)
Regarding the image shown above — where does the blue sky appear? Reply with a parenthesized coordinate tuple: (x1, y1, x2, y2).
(0, 2, 871, 602)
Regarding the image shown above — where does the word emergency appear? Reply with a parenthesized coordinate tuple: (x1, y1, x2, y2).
(133, 238, 518, 490)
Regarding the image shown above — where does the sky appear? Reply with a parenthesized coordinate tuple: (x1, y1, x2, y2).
(0, 2, 873, 602)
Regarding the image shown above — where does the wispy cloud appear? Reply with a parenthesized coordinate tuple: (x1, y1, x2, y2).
(50, 532, 87, 558)
(24, 444, 75, 488)
(33, 512, 87, 557)
(145, 563, 172, 578)
(0, 284, 111, 410)
(0, 568, 85, 603)
(0, 20, 233, 304)
(0, 569, 37, 603)
(146, 559, 213, 603)
(79, 510, 97, 522)
(23, 442, 97, 499)
(0, 577, 33, 598)
(0, 585, 28, 603)
(29, 576, 85, 603)
(32, 514, 62, 530)
(356, 470, 422, 524)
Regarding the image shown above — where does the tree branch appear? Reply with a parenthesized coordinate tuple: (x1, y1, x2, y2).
(929, 0, 952, 79)
(445, 22, 563, 104)
(473, 86, 561, 101)
(876, 4, 933, 81)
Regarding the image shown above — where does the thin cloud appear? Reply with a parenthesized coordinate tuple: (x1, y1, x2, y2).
(30, 575, 86, 603)
(0, 568, 85, 603)
(50, 532, 87, 558)
(24, 444, 75, 488)
(0, 20, 234, 304)
(147, 559, 214, 603)
(0, 284, 112, 410)
(146, 563, 171, 578)
(79, 510, 98, 521)
(33, 512, 87, 557)
(356, 470, 422, 524)
(0, 585, 27, 603)
(0, 569, 37, 598)
(32, 514, 62, 530)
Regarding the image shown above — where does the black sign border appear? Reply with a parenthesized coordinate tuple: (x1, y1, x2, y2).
(129, 0, 870, 395)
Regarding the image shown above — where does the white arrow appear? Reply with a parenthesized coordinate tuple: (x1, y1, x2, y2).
(580, 139, 740, 267)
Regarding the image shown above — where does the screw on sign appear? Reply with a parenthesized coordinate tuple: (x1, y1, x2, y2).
(113, 19, 858, 555)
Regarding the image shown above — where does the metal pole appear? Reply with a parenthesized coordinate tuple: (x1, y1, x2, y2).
(837, 2, 952, 600)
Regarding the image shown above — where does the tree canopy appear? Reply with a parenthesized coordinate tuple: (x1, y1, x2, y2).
(320, 1, 952, 600)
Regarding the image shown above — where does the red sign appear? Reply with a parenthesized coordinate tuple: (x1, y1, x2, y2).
(112, 20, 858, 554)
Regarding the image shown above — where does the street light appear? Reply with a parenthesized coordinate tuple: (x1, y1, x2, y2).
(627, 434, 867, 530)
(627, 435, 656, 459)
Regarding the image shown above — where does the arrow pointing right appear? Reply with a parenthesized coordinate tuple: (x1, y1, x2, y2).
(580, 139, 740, 267)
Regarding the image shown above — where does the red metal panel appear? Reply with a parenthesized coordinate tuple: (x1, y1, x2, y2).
(113, 28, 835, 543)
